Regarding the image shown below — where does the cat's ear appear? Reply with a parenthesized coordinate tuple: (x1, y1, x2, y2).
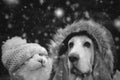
(37, 45, 48, 56)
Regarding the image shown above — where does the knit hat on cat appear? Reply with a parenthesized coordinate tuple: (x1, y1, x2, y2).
(1, 37, 48, 73)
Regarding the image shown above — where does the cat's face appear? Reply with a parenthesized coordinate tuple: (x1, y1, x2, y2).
(12, 54, 53, 80)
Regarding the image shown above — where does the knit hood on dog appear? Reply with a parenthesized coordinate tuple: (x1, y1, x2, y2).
(49, 19, 115, 80)
(1, 37, 48, 73)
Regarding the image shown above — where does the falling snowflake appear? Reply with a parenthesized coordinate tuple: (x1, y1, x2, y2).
(47, 6, 51, 10)
(74, 12, 79, 18)
(35, 39, 39, 43)
(39, 0, 46, 5)
(31, 33, 34, 36)
(22, 33, 27, 38)
(114, 18, 120, 32)
(52, 19, 56, 23)
(8, 23, 12, 29)
(38, 31, 41, 34)
(66, 17, 71, 22)
(50, 33, 53, 36)
(30, 3, 33, 8)
(71, 3, 79, 11)
(110, 1, 114, 4)
(22, 14, 29, 20)
(5, 14, 9, 19)
(116, 46, 120, 50)
(54, 8, 64, 18)
(66, 1, 71, 6)
(3, 0, 20, 6)
(115, 37, 119, 42)
(99, 0, 103, 3)
(24, 5, 27, 9)
(44, 32, 48, 37)
(83, 11, 90, 19)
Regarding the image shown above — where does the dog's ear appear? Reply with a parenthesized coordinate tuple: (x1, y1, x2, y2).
(92, 51, 113, 80)
(52, 55, 69, 80)
(58, 43, 68, 56)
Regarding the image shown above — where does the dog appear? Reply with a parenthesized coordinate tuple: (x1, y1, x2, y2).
(67, 35, 94, 80)
(49, 19, 115, 80)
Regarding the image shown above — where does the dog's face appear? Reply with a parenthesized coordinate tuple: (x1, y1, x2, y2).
(67, 35, 94, 80)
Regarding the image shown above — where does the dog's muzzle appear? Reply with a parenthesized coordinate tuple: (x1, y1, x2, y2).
(68, 54, 92, 79)
(71, 65, 91, 79)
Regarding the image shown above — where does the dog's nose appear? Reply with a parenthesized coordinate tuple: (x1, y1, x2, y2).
(69, 54, 79, 63)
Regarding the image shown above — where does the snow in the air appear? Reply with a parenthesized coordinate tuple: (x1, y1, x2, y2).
(54, 8, 64, 18)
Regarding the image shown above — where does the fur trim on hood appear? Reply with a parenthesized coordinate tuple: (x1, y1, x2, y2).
(49, 19, 115, 80)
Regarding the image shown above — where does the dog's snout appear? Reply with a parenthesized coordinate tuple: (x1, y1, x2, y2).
(69, 54, 79, 63)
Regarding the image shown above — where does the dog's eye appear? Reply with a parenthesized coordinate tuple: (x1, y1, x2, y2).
(69, 42, 74, 48)
(83, 41, 91, 48)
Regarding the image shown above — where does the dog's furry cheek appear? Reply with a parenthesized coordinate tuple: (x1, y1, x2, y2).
(77, 58, 92, 73)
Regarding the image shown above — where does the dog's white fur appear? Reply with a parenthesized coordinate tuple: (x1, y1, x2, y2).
(68, 36, 94, 80)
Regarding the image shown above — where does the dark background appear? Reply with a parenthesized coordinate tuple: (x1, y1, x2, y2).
(0, 0, 120, 79)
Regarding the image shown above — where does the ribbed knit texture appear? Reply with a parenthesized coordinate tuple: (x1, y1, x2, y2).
(1, 37, 48, 73)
